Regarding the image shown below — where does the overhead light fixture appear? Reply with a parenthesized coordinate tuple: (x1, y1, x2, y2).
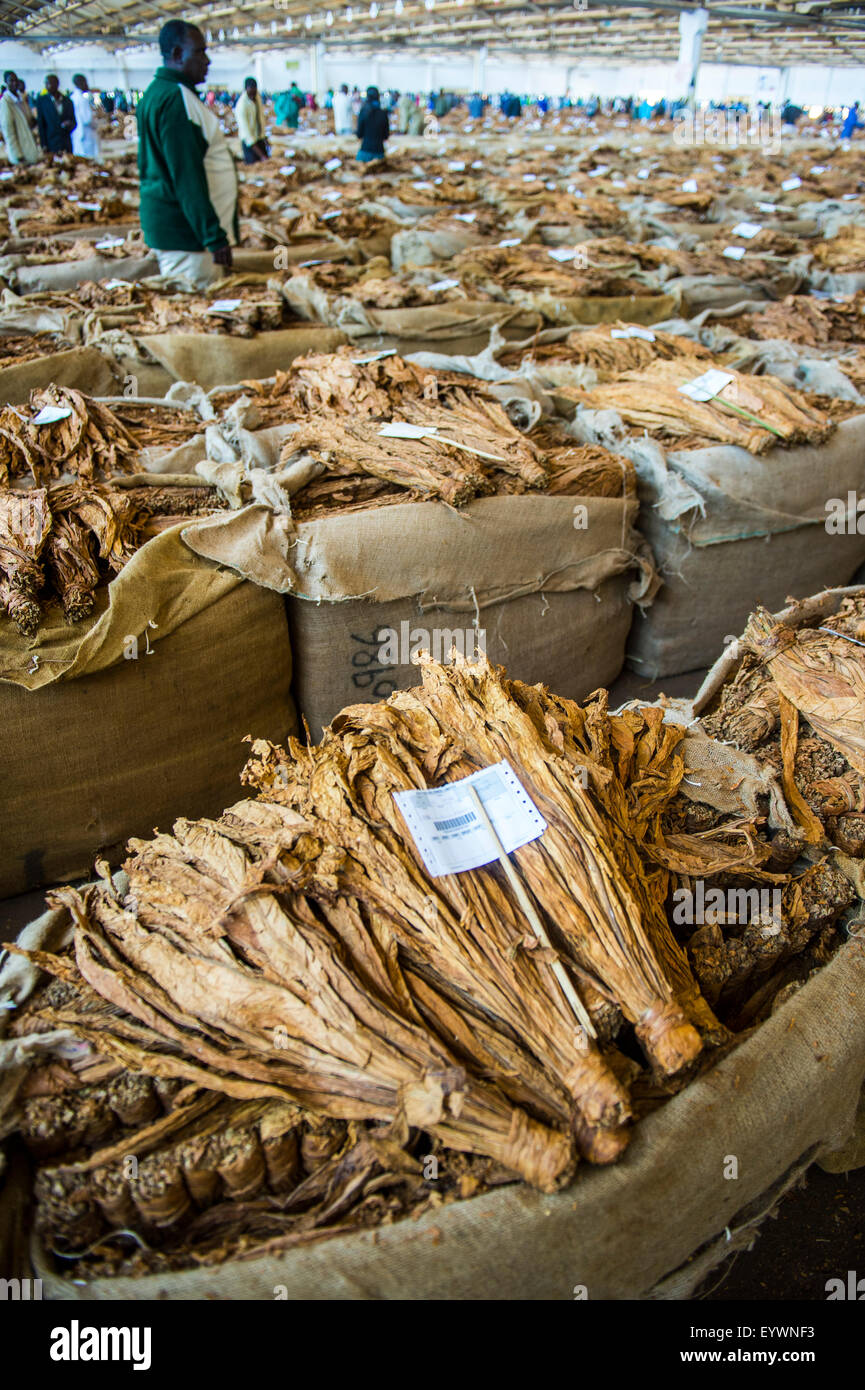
(425, 0, 435, 9)
(395, 0, 403, 11)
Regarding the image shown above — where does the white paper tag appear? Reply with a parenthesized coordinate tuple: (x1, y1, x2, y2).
(731, 221, 762, 239)
(379, 422, 435, 439)
(548, 247, 579, 262)
(522, 173, 537, 182)
(454, 212, 477, 222)
(681, 179, 698, 192)
(412, 180, 434, 190)
(427, 278, 460, 292)
(781, 176, 802, 191)
(722, 246, 746, 260)
(324, 156, 342, 171)
(637, 169, 650, 180)
(810, 165, 828, 175)
(610, 325, 656, 341)
(678, 368, 735, 403)
(843, 193, 859, 201)
(320, 189, 342, 201)
(95, 237, 126, 250)
(756, 202, 777, 212)
(434, 177, 443, 185)
(0, 171, 14, 180)
(394, 761, 547, 878)
(321, 210, 340, 220)
(298, 258, 328, 267)
(32, 405, 73, 425)
(207, 298, 243, 313)
(279, 165, 296, 176)
(448, 160, 465, 171)
(103, 278, 133, 289)
(76, 202, 101, 211)
(471, 160, 483, 169)
(544, 143, 556, 151)
(352, 349, 397, 363)
(588, 164, 609, 177)
(498, 237, 521, 247)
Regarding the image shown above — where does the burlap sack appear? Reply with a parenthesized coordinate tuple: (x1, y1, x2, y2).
(0, 347, 117, 405)
(182, 494, 652, 738)
(33, 938, 865, 1300)
(0, 525, 240, 690)
(626, 415, 865, 678)
(138, 327, 348, 390)
(15, 254, 158, 295)
(0, 580, 296, 898)
(390, 225, 482, 269)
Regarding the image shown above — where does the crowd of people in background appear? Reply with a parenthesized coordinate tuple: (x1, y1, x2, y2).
(1, 38, 864, 172)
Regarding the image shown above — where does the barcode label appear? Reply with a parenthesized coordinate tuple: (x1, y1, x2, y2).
(433, 812, 477, 832)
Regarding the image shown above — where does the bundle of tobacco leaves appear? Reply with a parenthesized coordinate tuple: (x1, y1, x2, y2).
(812, 225, 865, 272)
(505, 323, 711, 380)
(449, 245, 651, 301)
(0, 481, 142, 632)
(245, 348, 461, 421)
(701, 596, 865, 855)
(582, 358, 835, 453)
(280, 393, 548, 507)
(0, 386, 139, 486)
(32, 841, 575, 1193)
(724, 293, 865, 349)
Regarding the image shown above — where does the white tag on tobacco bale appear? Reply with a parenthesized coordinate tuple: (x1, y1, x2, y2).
(324, 156, 342, 171)
(681, 178, 698, 192)
(32, 405, 73, 425)
(76, 201, 101, 211)
(320, 189, 342, 201)
(352, 349, 397, 364)
(756, 202, 777, 212)
(103, 278, 133, 289)
(781, 176, 802, 191)
(454, 212, 476, 222)
(731, 221, 762, 239)
(379, 422, 435, 439)
(95, 236, 126, 250)
(0, 171, 14, 180)
(679, 368, 735, 403)
(427, 278, 460, 291)
(321, 210, 340, 220)
(298, 258, 328, 267)
(412, 180, 434, 190)
(522, 173, 537, 182)
(207, 298, 243, 314)
(588, 164, 609, 177)
(810, 164, 828, 175)
(843, 193, 859, 201)
(611, 325, 656, 341)
(279, 165, 296, 176)
(548, 247, 578, 262)
(723, 246, 746, 260)
(498, 237, 521, 247)
(395, 761, 547, 878)
(448, 160, 465, 171)
(471, 160, 483, 169)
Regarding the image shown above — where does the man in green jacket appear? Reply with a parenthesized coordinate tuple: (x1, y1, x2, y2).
(138, 20, 238, 290)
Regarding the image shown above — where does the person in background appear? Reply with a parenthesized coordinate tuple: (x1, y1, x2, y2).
(842, 101, 862, 140)
(101, 90, 115, 117)
(325, 88, 334, 110)
(333, 82, 353, 135)
(236, 76, 268, 162)
(0, 71, 39, 164)
(350, 85, 362, 118)
(434, 87, 448, 118)
(396, 89, 411, 132)
(468, 91, 483, 119)
(70, 74, 101, 159)
(36, 74, 75, 154)
(137, 20, 237, 290)
(356, 84, 389, 162)
(286, 81, 304, 128)
(17, 78, 38, 130)
(406, 100, 425, 136)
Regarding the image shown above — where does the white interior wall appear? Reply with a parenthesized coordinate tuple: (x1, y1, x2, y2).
(1, 37, 864, 107)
